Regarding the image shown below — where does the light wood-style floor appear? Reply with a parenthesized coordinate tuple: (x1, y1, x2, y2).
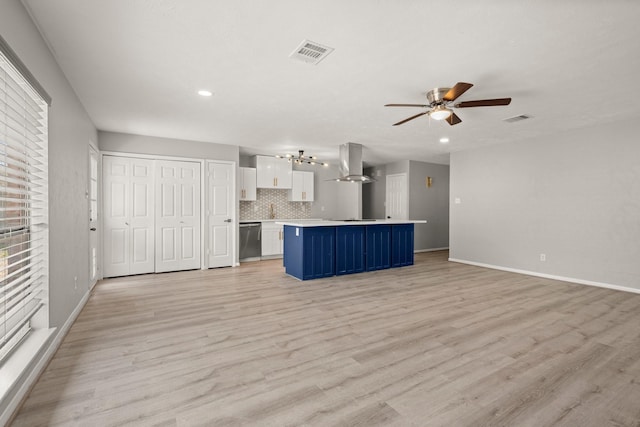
(12, 251, 640, 426)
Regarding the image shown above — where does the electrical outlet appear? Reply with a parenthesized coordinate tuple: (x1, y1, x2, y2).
(455, 198, 461, 204)
(540, 254, 546, 262)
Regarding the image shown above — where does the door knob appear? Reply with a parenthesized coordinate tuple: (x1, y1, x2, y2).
(224, 218, 232, 223)
(90, 227, 97, 231)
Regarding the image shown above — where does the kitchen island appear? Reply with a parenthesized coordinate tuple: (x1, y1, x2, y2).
(276, 220, 426, 281)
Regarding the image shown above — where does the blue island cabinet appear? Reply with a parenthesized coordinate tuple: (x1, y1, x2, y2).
(335, 226, 365, 275)
(283, 226, 335, 280)
(391, 224, 414, 267)
(365, 225, 391, 271)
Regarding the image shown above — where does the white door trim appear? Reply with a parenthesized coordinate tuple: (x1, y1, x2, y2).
(88, 145, 100, 289)
(386, 172, 409, 220)
(205, 160, 237, 269)
(100, 152, 235, 274)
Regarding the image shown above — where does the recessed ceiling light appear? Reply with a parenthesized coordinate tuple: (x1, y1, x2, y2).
(439, 137, 450, 144)
(198, 90, 213, 97)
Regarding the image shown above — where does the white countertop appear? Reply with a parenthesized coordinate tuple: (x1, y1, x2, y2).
(239, 218, 322, 223)
(275, 219, 426, 227)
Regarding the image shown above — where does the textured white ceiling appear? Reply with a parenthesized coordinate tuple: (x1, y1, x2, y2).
(23, 0, 640, 166)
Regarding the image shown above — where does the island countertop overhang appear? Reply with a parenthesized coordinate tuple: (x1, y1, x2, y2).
(275, 219, 426, 227)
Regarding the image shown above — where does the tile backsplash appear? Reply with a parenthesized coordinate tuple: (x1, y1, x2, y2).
(240, 188, 312, 220)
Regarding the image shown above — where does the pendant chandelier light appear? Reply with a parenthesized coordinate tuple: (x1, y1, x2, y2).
(276, 150, 328, 166)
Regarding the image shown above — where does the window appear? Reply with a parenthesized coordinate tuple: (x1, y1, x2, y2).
(0, 45, 49, 363)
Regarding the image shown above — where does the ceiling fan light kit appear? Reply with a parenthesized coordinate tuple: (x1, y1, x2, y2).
(385, 82, 511, 126)
(429, 105, 452, 121)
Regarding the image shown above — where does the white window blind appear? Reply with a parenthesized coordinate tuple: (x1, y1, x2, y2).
(0, 48, 49, 364)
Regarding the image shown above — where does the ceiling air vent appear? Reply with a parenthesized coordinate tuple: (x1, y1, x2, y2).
(289, 40, 334, 65)
(503, 114, 532, 123)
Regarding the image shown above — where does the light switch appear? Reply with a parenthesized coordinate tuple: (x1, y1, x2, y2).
(454, 198, 461, 204)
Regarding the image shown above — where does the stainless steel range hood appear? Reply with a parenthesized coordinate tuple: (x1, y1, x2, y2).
(334, 142, 374, 183)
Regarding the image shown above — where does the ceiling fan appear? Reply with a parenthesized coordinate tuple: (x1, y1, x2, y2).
(385, 82, 511, 126)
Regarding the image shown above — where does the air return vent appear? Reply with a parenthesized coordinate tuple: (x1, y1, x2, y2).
(503, 114, 532, 123)
(289, 40, 334, 65)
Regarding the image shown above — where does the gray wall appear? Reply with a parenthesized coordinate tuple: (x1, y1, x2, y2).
(99, 131, 241, 265)
(409, 161, 450, 250)
(293, 162, 361, 220)
(363, 161, 450, 251)
(1, 0, 98, 416)
(386, 160, 411, 176)
(99, 131, 239, 162)
(450, 118, 640, 290)
(363, 166, 386, 219)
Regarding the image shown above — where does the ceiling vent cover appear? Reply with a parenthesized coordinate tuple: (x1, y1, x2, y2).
(503, 114, 532, 123)
(289, 40, 334, 65)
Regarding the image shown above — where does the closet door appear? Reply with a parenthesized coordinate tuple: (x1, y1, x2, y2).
(207, 161, 234, 268)
(103, 156, 155, 277)
(155, 160, 201, 273)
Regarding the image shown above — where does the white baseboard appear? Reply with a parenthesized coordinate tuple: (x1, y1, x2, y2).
(1, 288, 92, 425)
(415, 247, 449, 253)
(448, 258, 640, 295)
(239, 257, 261, 263)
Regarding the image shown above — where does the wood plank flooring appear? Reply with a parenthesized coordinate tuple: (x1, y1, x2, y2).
(12, 251, 640, 426)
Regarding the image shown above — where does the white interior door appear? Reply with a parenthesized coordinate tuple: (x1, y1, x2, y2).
(386, 173, 408, 220)
(206, 161, 234, 268)
(155, 160, 201, 273)
(89, 146, 99, 287)
(103, 156, 155, 277)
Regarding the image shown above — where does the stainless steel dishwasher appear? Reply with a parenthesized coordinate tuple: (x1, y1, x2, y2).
(239, 222, 261, 261)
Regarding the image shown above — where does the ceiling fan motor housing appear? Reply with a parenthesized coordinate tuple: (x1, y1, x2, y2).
(426, 87, 451, 106)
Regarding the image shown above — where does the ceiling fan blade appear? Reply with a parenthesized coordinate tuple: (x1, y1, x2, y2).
(455, 98, 512, 108)
(446, 112, 462, 126)
(392, 111, 429, 126)
(443, 82, 474, 102)
(385, 103, 429, 107)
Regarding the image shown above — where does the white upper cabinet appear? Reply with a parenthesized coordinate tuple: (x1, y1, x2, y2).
(239, 167, 256, 201)
(289, 170, 315, 202)
(255, 156, 292, 189)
